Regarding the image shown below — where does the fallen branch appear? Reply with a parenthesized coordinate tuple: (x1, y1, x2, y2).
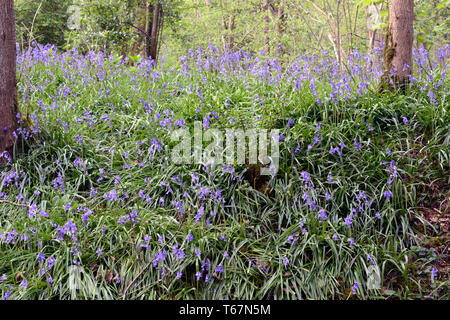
(0, 199, 30, 208)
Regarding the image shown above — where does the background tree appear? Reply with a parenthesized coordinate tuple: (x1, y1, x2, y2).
(366, 2, 383, 50)
(0, 0, 20, 157)
(383, 0, 415, 86)
(10, 0, 448, 68)
(15, 0, 70, 49)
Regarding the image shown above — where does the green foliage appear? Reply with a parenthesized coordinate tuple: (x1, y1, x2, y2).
(13, 0, 450, 62)
(64, 0, 183, 55)
(415, 0, 450, 49)
(15, 0, 70, 48)
(1, 45, 448, 300)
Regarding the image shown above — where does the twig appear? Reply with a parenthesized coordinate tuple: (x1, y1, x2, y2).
(0, 199, 30, 208)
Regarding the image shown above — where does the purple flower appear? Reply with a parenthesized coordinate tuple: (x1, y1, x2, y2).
(38, 252, 46, 263)
(344, 215, 352, 228)
(173, 245, 185, 261)
(104, 189, 118, 202)
(367, 254, 376, 265)
(3, 291, 11, 300)
(352, 281, 360, 294)
(195, 206, 205, 223)
(96, 248, 103, 256)
(47, 257, 56, 270)
(287, 235, 297, 245)
(75, 134, 83, 145)
(0, 274, 6, 284)
(215, 264, 224, 273)
(383, 190, 393, 202)
(318, 209, 328, 222)
(431, 267, 438, 281)
(401, 116, 409, 125)
(348, 237, 355, 248)
(187, 233, 194, 242)
(327, 172, 335, 184)
(19, 278, 28, 288)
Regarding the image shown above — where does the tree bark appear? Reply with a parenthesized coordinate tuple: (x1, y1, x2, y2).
(276, 0, 286, 36)
(383, 0, 414, 85)
(149, 1, 162, 63)
(263, 0, 270, 54)
(144, 1, 153, 59)
(228, 15, 235, 51)
(0, 0, 19, 157)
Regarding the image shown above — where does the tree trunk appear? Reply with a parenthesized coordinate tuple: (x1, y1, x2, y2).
(228, 15, 235, 51)
(222, 15, 228, 49)
(149, 1, 162, 63)
(0, 0, 19, 158)
(263, 0, 270, 54)
(144, 1, 153, 59)
(383, 0, 414, 86)
(276, 0, 286, 36)
(132, 5, 147, 56)
(366, 3, 382, 50)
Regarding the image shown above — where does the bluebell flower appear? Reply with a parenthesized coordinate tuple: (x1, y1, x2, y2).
(352, 281, 360, 294)
(401, 116, 409, 125)
(19, 278, 28, 288)
(431, 267, 438, 281)
(344, 215, 352, 228)
(38, 252, 45, 263)
(318, 209, 327, 222)
(348, 237, 355, 248)
(215, 264, 224, 273)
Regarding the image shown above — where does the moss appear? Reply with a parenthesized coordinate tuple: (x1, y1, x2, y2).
(379, 25, 397, 93)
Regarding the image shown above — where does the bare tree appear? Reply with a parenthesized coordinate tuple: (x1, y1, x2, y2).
(304, 0, 347, 68)
(0, 0, 20, 158)
(383, 0, 414, 86)
(221, 1, 238, 51)
(366, 3, 383, 50)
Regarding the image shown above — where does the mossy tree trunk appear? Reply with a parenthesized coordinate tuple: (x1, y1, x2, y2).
(382, 0, 414, 90)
